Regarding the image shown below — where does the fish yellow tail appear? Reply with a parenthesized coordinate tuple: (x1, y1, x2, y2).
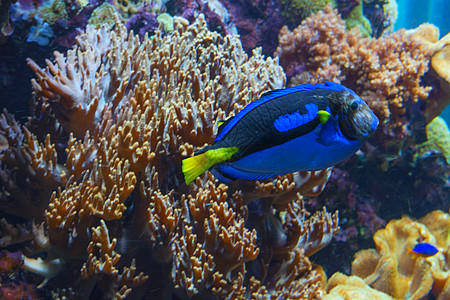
(182, 147, 239, 185)
(182, 153, 211, 185)
(406, 248, 418, 260)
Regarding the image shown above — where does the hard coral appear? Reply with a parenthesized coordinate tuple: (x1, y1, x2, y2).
(1, 14, 340, 298)
(416, 116, 450, 164)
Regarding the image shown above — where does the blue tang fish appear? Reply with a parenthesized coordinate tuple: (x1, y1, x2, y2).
(182, 81, 379, 184)
(407, 243, 439, 259)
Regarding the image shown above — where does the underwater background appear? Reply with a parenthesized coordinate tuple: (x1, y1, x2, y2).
(0, 0, 449, 299)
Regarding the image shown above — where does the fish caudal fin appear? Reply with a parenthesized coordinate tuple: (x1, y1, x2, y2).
(407, 248, 419, 259)
(182, 153, 210, 185)
(182, 147, 239, 185)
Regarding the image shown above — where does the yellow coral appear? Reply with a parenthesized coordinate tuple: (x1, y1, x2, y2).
(325, 273, 394, 300)
(417, 116, 450, 164)
(88, 2, 117, 29)
(326, 210, 450, 300)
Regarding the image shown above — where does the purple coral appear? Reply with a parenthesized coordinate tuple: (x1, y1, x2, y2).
(220, 0, 283, 55)
(125, 9, 159, 39)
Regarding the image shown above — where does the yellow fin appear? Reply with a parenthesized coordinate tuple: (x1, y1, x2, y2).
(182, 147, 239, 185)
(218, 120, 225, 127)
(318, 110, 331, 124)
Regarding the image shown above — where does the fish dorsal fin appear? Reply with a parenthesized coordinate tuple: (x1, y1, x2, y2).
(259, 89, 284, 98)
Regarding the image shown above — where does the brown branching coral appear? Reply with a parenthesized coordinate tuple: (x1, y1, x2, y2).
(0, 13, 340, 298)
(0, 111, 65, 220)
(172, 176, 259, 297)
(240, 168, 332, 207)
(274, 5, 435, 155)
(81, 220, 148, 298)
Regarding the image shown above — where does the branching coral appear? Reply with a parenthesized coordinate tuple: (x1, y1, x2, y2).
(0, 13, 341, 298)
(0, 111, 65, 220)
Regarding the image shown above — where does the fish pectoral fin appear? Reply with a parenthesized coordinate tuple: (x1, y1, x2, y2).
(317, 129, 340, 146)
(317, 110, 331, 124)
(182, 147, 239, 185)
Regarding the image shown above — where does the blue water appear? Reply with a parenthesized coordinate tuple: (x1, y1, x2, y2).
(396, 0, 450, 123)
(395, 0, 450, 35)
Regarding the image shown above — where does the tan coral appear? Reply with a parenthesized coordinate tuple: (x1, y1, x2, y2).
(351, 215, 435, 299)
(46, 153, 136, 257)
(172, 178, 258, 297)
(239, 168, 332, 207)
(403, 23, 450, 123)
(0, 111, 64, 220)
(248, 249, 327, 299)
(1, 12, 342, 298)
(337, 211, 450, 300)
(81, 220, 148, 297)
(419, 211, 450, 298)
(324, 273, 394, 300)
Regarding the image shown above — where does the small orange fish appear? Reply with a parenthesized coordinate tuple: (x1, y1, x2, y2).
(407, 243, 439, 259)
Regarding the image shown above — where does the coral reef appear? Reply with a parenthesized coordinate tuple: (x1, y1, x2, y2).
(10, 0, 96, 47)
(0, 14, 341, 298)
(275, 5, 434, 145)
(280, 0, 336, 28)
(344, 1, 372, 37)
(274, 9, 449, 280)
(273, 5, 450, 207)
(216, 0, 283, 55)
(416, 116, 450, 164)
(324, 273, 394, 300)
(327, 210, 450, 299)
(0, 250, 41, 299)
(88, 2, 117, 29)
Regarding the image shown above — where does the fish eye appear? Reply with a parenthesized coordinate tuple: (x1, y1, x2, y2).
(350, 101, 359, 111)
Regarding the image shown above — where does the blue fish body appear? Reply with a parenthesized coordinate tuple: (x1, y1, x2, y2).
(215, 114, 363, 181)
(410, 243, 439, 257)
(182, 81, 379, 184)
